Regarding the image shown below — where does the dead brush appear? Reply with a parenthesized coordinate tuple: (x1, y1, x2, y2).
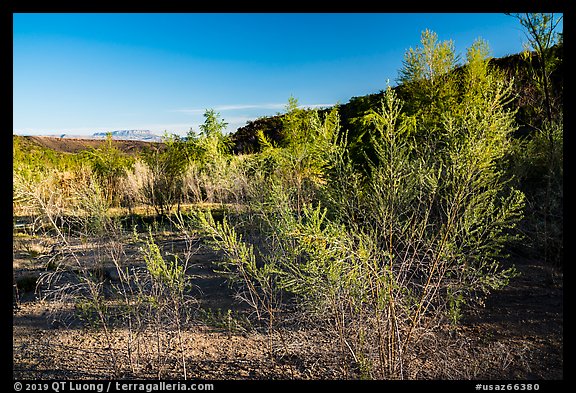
(15, 165, 201, 378)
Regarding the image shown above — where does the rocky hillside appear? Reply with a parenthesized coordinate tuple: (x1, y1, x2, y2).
(13, 135, 164, 155)
(230, 44, 563, 154)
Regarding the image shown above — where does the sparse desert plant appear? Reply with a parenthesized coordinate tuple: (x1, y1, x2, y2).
(193, 66, 525, 378)
(197, 307, 251, 334)
(135, 227, 193, 378)
(140, 134, 189, 215)
(82, 133, 134, 208)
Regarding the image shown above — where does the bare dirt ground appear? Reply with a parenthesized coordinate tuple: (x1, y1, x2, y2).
(13, 230, 563, 380)
(13, 231, 345, 380)
(458, 259, 563, 380)
(437, 258, 563, 380)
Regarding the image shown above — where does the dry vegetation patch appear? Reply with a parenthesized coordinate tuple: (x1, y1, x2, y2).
(13, 231, 562, 380)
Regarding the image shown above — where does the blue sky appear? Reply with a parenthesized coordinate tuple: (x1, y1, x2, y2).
(12, 13, 558, 136)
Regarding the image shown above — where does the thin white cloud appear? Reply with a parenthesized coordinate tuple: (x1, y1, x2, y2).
(171, 103, 282, 114)
(14, 104, 336, 136)
(171, 102, 334, 114)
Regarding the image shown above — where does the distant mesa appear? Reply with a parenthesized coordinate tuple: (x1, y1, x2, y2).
(57, 130, 163, 142)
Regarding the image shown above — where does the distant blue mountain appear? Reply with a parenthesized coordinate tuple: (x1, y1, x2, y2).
(59, 130, 164, 142)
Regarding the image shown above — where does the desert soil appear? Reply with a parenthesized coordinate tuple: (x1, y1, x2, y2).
(13, 231, 563, 380)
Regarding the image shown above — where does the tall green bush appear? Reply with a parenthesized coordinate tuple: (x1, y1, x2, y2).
(507, 13, 563, 266)
(82, 133, 134, 207)
(194, 34, 525, 378)
(141, 133, 189, 215)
